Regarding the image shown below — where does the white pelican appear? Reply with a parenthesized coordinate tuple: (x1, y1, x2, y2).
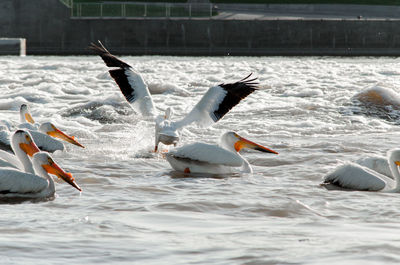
(90, 41, 258, 152)
(322, 149, 400, 192)
(0, 151, 81, 200)
(19, 103, 35, 124)
(166, 131, 278, 174)
(17, 104, 85, 152)
(0, 130, 41, 173)
(0, 104, 35, 153)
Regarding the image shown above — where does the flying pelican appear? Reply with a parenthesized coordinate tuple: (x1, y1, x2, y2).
(90, 41, 258, 152)
(322, 149, 400, 192)
(16, 104, 85, 152)
(0, 151, 81, 200)
(166, 131, 278, 174)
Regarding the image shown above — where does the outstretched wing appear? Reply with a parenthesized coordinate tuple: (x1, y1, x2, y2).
(90, 41, 155, 118)
(173, 74, 258, 129)
(89, 41, 131, 68)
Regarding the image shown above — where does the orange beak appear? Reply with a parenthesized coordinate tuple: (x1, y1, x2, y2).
(234, 136, 278, 154)
(43, 162, 82, 192)
(19, 140, 41, 156)
(47, 127, 85, 148)
(25, 113, 35, 124)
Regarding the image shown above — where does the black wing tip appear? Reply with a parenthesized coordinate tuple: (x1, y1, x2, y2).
(219, 73, 259, 91)
(108, 68, 136, 103)
(210, 74, 259, 122)
(240, 73, 258, 84)
(89, 40, 132, 69)
(88, 40, 108, 54)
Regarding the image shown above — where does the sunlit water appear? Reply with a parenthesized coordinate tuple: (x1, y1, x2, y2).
(1, 56, 400, 264)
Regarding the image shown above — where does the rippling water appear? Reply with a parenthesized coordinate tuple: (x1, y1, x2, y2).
(1, 56, 400, 264)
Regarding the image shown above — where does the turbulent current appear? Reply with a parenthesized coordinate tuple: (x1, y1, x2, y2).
(1, 56, 400, 264)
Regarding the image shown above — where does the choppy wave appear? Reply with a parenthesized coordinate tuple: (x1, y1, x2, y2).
(1, 56, 400, 264)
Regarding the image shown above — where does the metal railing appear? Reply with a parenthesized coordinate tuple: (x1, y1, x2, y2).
(60, 0, 73, 8)
(70, 2, 218, 18)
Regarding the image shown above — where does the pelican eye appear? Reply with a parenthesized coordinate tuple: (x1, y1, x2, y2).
(25, 135, 32, 143)
(47, 157, 54, 165)
(51, 124, 57, 130)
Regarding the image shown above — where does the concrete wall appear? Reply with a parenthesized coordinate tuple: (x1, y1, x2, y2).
(1, 0, 400, 56)
(218, 3, 400, 18)
(0, 38, 26, 55)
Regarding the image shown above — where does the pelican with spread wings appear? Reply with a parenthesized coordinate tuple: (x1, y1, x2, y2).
(90, 41, 258, 152)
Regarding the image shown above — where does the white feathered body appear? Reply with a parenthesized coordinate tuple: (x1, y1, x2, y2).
(0, 168, 52, 199)
(0, 123, 65, 153)
(166, 142, 243, 174)
(0, 130, 11, 152)
(323, 162, 394, 191)
(28, 130, 64, 152)
(0, 149, 23, 170)
(155, 116, 179, 145)
(356, 156, 393, 179)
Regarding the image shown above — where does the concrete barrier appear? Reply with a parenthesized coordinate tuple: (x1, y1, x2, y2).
(0, 38, 26, 56)
(217, 4, 400, 18)
(2, 0, 400, 56)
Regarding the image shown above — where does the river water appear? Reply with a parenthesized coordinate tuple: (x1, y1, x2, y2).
(1, 56, 400, 264)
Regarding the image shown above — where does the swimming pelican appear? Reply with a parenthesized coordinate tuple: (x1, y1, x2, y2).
(0, 151, 81, 200)
(0, 130, 41, 173)
(17, 104, 85, 152)
(20, 103, 35, 124)
(0, 104, 32, 153)
(166, 131, 278, 174)
(322, 149, 400, 192)
(90, 41, 258, 152)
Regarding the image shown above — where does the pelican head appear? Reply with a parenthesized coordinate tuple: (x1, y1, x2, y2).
(20, 104, 35, 124)
(32, 152, 82, 192)
(388, 149, 400, 167)
(39, 122, 85, 148)
(11, 130, 41, 157)
(220, 131, 278, 154)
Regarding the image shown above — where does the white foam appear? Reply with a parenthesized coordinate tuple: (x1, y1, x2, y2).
(2, 56, 400, 265)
